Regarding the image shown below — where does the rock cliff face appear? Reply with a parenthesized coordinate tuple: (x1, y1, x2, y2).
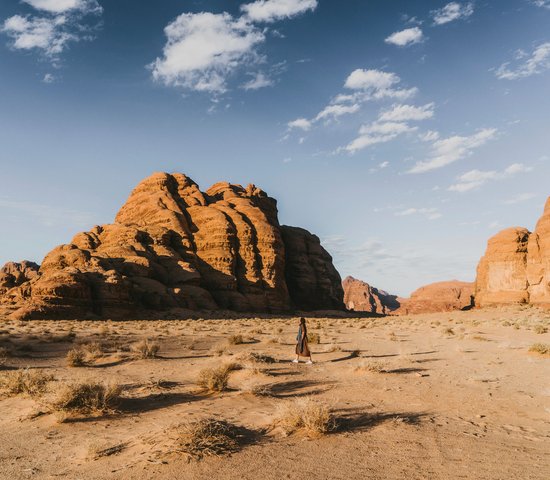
(475, 197, 550, 308)
(0, 261, 40, 294)
(342, 276, 399, 314)
(397, 281, 474, 314)
(0, 172, 344, 319)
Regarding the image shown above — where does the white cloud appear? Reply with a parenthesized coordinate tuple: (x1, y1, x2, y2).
(344, 69, 400, 91)
(496, 42, 550, 80)
(448, 163, 533, 192)
(395, 207, 442, 220)
(287, 117, 312, 131)
(241, 0, 318, 23)
(345, 122, 416, 153)
(379, 103, 434, 122)
(432, 2, 474, 25)
(385, 27, 423, 47)
(503, 193, 537, 204)
(42, 73, 55, 83)
(379, 161, 390, 169)
(241, 71, 274, 90)
(419, 130, 440, 142)
(150, 13, 265, 93)
(408, 128, 498, 174)
(315, 103, 360, 122)
(531, 1, 550, 8)
(23, 0, 101, 14)
(1, 0, 101, 58)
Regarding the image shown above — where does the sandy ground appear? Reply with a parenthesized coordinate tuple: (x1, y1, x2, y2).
(0, 306, 549, 480)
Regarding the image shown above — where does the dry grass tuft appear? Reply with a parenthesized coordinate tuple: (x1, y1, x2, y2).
(443, 327, 455, 336)
(273, 397, 336, 437)
(176, 418, 241, 458)
(130, 339, 160, 359)
(50, 380, 122, 417)
(324, 343, 342, 353)
(227, 334, 244, 345)
(534, 325, 548, 335)
(237, 352, 276, 364)
(0, 368, 54, 398)
(529, 343, 550, 355)
(87, 442, 126, 460)
(0, 346, 10, 366)
(66, 348, 86, 367)
(307, 332, 320, 344)
(354, 360, 387, 373)
(198, 363, 238, 392)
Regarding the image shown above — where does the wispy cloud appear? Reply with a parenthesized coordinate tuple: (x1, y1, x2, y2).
(496, 42, 550, 80)
(531, 0, 550, 9)
(345, 122, 417, 153)
(432, 2, 474, 25)
(241, 71, 274, 90)
(448, 163, 533, 192)
(503, 192, 537, 204)
(1, 0, 102, 59)
(407, 128, 497, 174)
(379, 103, 434, 122)
(0, 199, 98, 228)
(395, 207, 442, 220)
(385, 27, 423, 47)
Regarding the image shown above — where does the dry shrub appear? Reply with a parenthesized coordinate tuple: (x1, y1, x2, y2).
(87, 442, 126, 460)
(0, 346, 10, 366)
(227, 334, 244, 345)
(534, 325, 548, 335)
(354, 360, 387, 373)
(529, 343, 550, 355)
(0, 368, 54, 398)
(324, 344, 342, 353)
(307, 332, 320, 344)
(198, 363, 238, 392)
(443, 327, 455, 336)
(176, 418, 241, 459)
(237, 352, 276, 364)
(131, 339, 160, 359)
(241, 382, 272, 397)
(50, 380, 121, 417)
(274, 397, 335, 437)
(66, 348, 86, 367)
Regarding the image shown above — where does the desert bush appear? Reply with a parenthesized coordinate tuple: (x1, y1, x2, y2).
(307, 332, 320, 344)
(175, 418, 241, 459)
(0, 368, 54, 398)
(354, 360, 387, 373)
(274, 397, 336, 437)
(130, 339, 160, 359)
(443, 327, 455, 336)
(0, 346, 10, 366)
(324, 343, 341, 353)
(529, 343, 550, 355)
(237, 352, 276, 364)
(534, 325, 548, 335)
(227, 334, 244, 345)
(50, 380, 121, 416)
(66, 348, 86, 367)
(198, 363, 238, 392)
(241, 382, 273, 397)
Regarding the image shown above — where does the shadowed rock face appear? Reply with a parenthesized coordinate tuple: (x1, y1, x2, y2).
(0, 172, 344, 319)
(475, 197, 550, 308)
(342, 276, 399, 314)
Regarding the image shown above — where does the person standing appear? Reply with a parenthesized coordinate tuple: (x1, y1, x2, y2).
(293, 317, 313, 364)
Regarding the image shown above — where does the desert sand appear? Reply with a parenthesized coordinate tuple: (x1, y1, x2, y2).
(0, 306, 549, 480)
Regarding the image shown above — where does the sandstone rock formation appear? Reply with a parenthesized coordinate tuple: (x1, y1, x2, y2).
(475, 197, 550, 308)
(397, 280, 474, 314)
(342, 276, 399, 314)
(0, 172, 344, 319)
(0, 261, 39, 294)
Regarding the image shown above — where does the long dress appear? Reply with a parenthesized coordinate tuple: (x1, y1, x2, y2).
(295, 325, 311, 357)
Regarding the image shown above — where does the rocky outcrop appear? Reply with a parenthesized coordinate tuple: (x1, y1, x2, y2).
(0, 172, 344, 319)
(475, 197, 550, 308)
(397, 280, 474, 314)
(342, 276, 399, 314)
(0, 261, 40, 294)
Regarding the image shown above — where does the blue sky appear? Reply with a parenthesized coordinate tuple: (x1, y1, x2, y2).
(0, 0, 549, 296)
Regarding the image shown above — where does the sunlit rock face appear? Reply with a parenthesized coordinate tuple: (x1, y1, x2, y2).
(1, 172, 344, 319)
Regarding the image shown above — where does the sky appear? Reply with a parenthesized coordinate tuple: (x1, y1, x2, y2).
(0, 0, 549, 296)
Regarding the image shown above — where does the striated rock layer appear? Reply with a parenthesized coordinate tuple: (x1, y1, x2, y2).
(475, 197, 550, 308)
(0, 172, 344, 319)
(342, 276, 399, 314)
(396, 281, 474, 314)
